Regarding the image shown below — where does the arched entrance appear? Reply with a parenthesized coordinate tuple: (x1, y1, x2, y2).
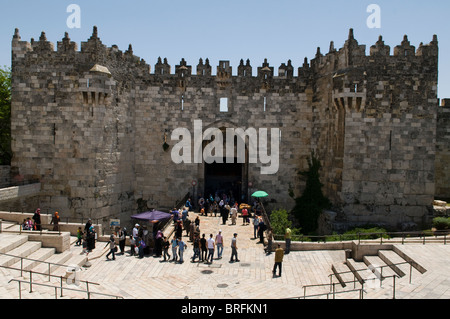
(201, 125, 249, 204)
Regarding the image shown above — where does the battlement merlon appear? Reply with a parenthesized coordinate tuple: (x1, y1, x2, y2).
(12, 27, 438, 78)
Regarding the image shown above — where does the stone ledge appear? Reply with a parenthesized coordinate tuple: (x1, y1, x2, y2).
(0, 183, 41, 202)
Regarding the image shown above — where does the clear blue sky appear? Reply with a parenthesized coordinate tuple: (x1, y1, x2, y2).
(1, 0, 449, 99)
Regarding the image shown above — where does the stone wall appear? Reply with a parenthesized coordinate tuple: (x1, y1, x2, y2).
(436, 99, 450, 200)
(0, 166, 10, 188)
(9, 27, 444, 231)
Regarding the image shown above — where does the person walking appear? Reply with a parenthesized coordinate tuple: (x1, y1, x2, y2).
(265, 227, 273, 255)
(162, 237, 170, 261)
(178, 237, 187, 263)
(206, 234, 215, 264)
(191, 234, 200, 262)
(215, 230, 224, 259)
(105, 235, 116, 260)
(285, 227, 292, 254)
(129, 235, 136, 256)
(50, 212, 60, 231)
(132, 224, 139, 241)
(272, 244, 284, 277)
(242, 207, 248, 225)
(258, 218, 266, 243)
(118, 227, 126, 254)
(171, 237, 178, 262)
(84, 218, 92, 234)
(200, 234, 207, 261)
(231, 205, 238, 225)
(137, 237, 146, 259)
(253, 215, 259, 239)
(229, 233, 239, 262)
(75, 227, 83, 246)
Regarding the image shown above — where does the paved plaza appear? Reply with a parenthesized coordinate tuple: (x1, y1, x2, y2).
(1, 210, 450, 300)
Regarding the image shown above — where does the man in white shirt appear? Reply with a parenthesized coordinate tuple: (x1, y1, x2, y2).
(206, 234, 215, 264)
(215, 230, 223, 259)
(133, 224, 139, 240)
(230, 233, 239, 262)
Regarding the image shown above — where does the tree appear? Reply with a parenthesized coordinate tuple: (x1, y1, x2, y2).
(290, 152, 331, 234)
(0, 66, 11, 165)
(270, 209, 295, 236)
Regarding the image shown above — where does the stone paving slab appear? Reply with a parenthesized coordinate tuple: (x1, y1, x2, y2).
(1, 212, 450, 299)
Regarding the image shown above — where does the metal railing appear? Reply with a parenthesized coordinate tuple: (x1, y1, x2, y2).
(298, 274, 400, 300)
(273, 230, 450, 245)
(297, 258, 421, 300)
(0, 252, 123, 299)
(8, 278, 123, 299)
(0, 220, 65, 236)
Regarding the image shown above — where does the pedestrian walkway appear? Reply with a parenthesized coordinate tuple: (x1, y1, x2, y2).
(1, 209, 450, 299)
(77, 212, 347, 299)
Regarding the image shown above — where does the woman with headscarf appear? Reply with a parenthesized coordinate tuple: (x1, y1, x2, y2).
(51, 212, 60, 231)
(87, 226, 96, 252)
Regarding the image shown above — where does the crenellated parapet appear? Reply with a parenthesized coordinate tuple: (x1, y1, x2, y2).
(11, 26, 438, 93)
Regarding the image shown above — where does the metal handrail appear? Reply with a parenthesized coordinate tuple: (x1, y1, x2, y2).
(8, 278, 123, 299)
(273, 230, 450, 245)
(0, 251, 99, 286)
(0, 252, 123, 299)
(299, 274, 399, 299)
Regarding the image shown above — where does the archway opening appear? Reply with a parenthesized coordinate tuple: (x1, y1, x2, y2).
(204, 158, 243, 204)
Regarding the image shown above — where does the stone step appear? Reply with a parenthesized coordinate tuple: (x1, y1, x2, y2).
(378, 250, 409, 278)
(10, 247, 56, 272)
(363, 255, 397, 279)
(0, 234, 29, 254)
(332, 262, 355, 288)
(0, 221, 20, 231)
(346, 258, 375, 285)
(0, 241, 42, 267)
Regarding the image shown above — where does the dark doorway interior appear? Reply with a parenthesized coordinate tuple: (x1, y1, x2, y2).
(204, 158, 242, 203)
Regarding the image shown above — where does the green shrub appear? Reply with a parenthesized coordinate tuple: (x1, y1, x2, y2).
(325, 227, 389, 242)
(433, 217, 450, 230)
(270, 208, 302, 239)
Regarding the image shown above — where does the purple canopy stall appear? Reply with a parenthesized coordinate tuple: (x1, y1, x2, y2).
(131, 210, 172, 222)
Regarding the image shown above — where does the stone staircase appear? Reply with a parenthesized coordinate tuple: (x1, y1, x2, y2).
(0, 217, 118, 299)
(329, 246, 427, 299)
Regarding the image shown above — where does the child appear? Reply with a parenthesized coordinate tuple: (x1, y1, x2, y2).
(22, 219, 29, 230)
(81, 232, 88, 255)
(76, 227, 82, 246)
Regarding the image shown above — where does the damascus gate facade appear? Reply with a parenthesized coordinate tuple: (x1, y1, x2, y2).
(8, 26, 450, 232)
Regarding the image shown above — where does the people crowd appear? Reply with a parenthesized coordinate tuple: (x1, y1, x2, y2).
(26, 190, 290, 277)
(96, 192, 274, 265)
